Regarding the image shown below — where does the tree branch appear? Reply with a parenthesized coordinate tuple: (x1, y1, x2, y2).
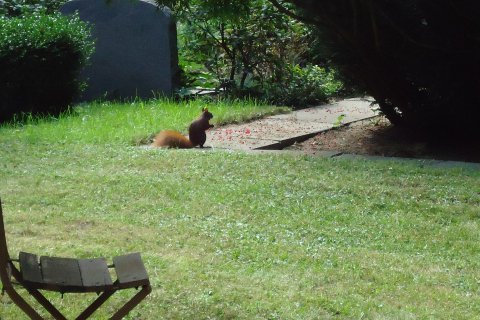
(267, 0, 317, 25)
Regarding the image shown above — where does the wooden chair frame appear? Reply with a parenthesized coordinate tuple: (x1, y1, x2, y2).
(0, 198, 152, 319)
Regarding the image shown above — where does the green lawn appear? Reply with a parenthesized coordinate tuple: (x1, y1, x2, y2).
(0, 100, 479, 319)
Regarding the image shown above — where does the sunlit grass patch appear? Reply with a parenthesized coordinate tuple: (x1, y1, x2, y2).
(0, 97, 289, 146)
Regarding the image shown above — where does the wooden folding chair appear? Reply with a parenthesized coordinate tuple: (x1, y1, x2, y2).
(0, 198, 152, 319)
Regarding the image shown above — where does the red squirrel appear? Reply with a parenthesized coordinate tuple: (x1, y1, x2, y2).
(152, 108, 214, 148)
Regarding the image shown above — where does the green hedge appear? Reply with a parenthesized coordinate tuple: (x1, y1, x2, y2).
(0, 13, 94, 122)
(263, 64, 344, 108)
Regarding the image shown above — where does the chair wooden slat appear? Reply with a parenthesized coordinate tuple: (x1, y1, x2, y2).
(19, 252, 43, 284)
(78, 258, 113, 288)
(40, 256, 82, 288)
(113, 253, 149, 287)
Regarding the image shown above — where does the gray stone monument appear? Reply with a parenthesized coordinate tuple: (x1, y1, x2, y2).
(61, 0, 179, 101)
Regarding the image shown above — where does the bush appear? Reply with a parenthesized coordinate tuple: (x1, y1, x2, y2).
(263, 64, 343, 108)
(0, 13, 94, 122)
(291, 1, 480, 135)
(0, 0, 66, 17)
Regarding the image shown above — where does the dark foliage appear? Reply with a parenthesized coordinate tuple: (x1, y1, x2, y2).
(280, 0, 480, 135)
(0, 13, 94, 122)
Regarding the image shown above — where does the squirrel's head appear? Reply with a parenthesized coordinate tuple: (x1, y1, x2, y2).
(201, 107, 213, 120)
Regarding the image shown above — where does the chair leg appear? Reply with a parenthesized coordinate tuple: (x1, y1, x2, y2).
(6, 264, 45, 320)
(110, 284, 152, 320)
(26, 287, 67, 320)
(75, 289, 116, 320)
(6, 264, 151, 320)
(6, 284, 150, 320)
(4, 287, 43, 320)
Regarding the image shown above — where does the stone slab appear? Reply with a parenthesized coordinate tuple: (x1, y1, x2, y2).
(61, 0, 179, 101)
(269, 98, 377, 125)
(427, 160, 480, 170)
(334, 153, 480, 169)
(208, 137, 279, 151)
(209, 120, 333, 140)
(240, 150, 342, 158)
(205, 98, 377, 151)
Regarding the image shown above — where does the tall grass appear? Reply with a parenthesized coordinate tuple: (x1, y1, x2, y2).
(0, 98, 288, 146)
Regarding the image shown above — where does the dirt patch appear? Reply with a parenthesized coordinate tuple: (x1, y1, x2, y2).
(285, 117, 480, 163)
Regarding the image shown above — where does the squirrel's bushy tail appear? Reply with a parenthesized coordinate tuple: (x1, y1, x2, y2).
(152, 130, 193, 148)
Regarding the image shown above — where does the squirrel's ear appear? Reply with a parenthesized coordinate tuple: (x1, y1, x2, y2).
(202, 107, 208, 112)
